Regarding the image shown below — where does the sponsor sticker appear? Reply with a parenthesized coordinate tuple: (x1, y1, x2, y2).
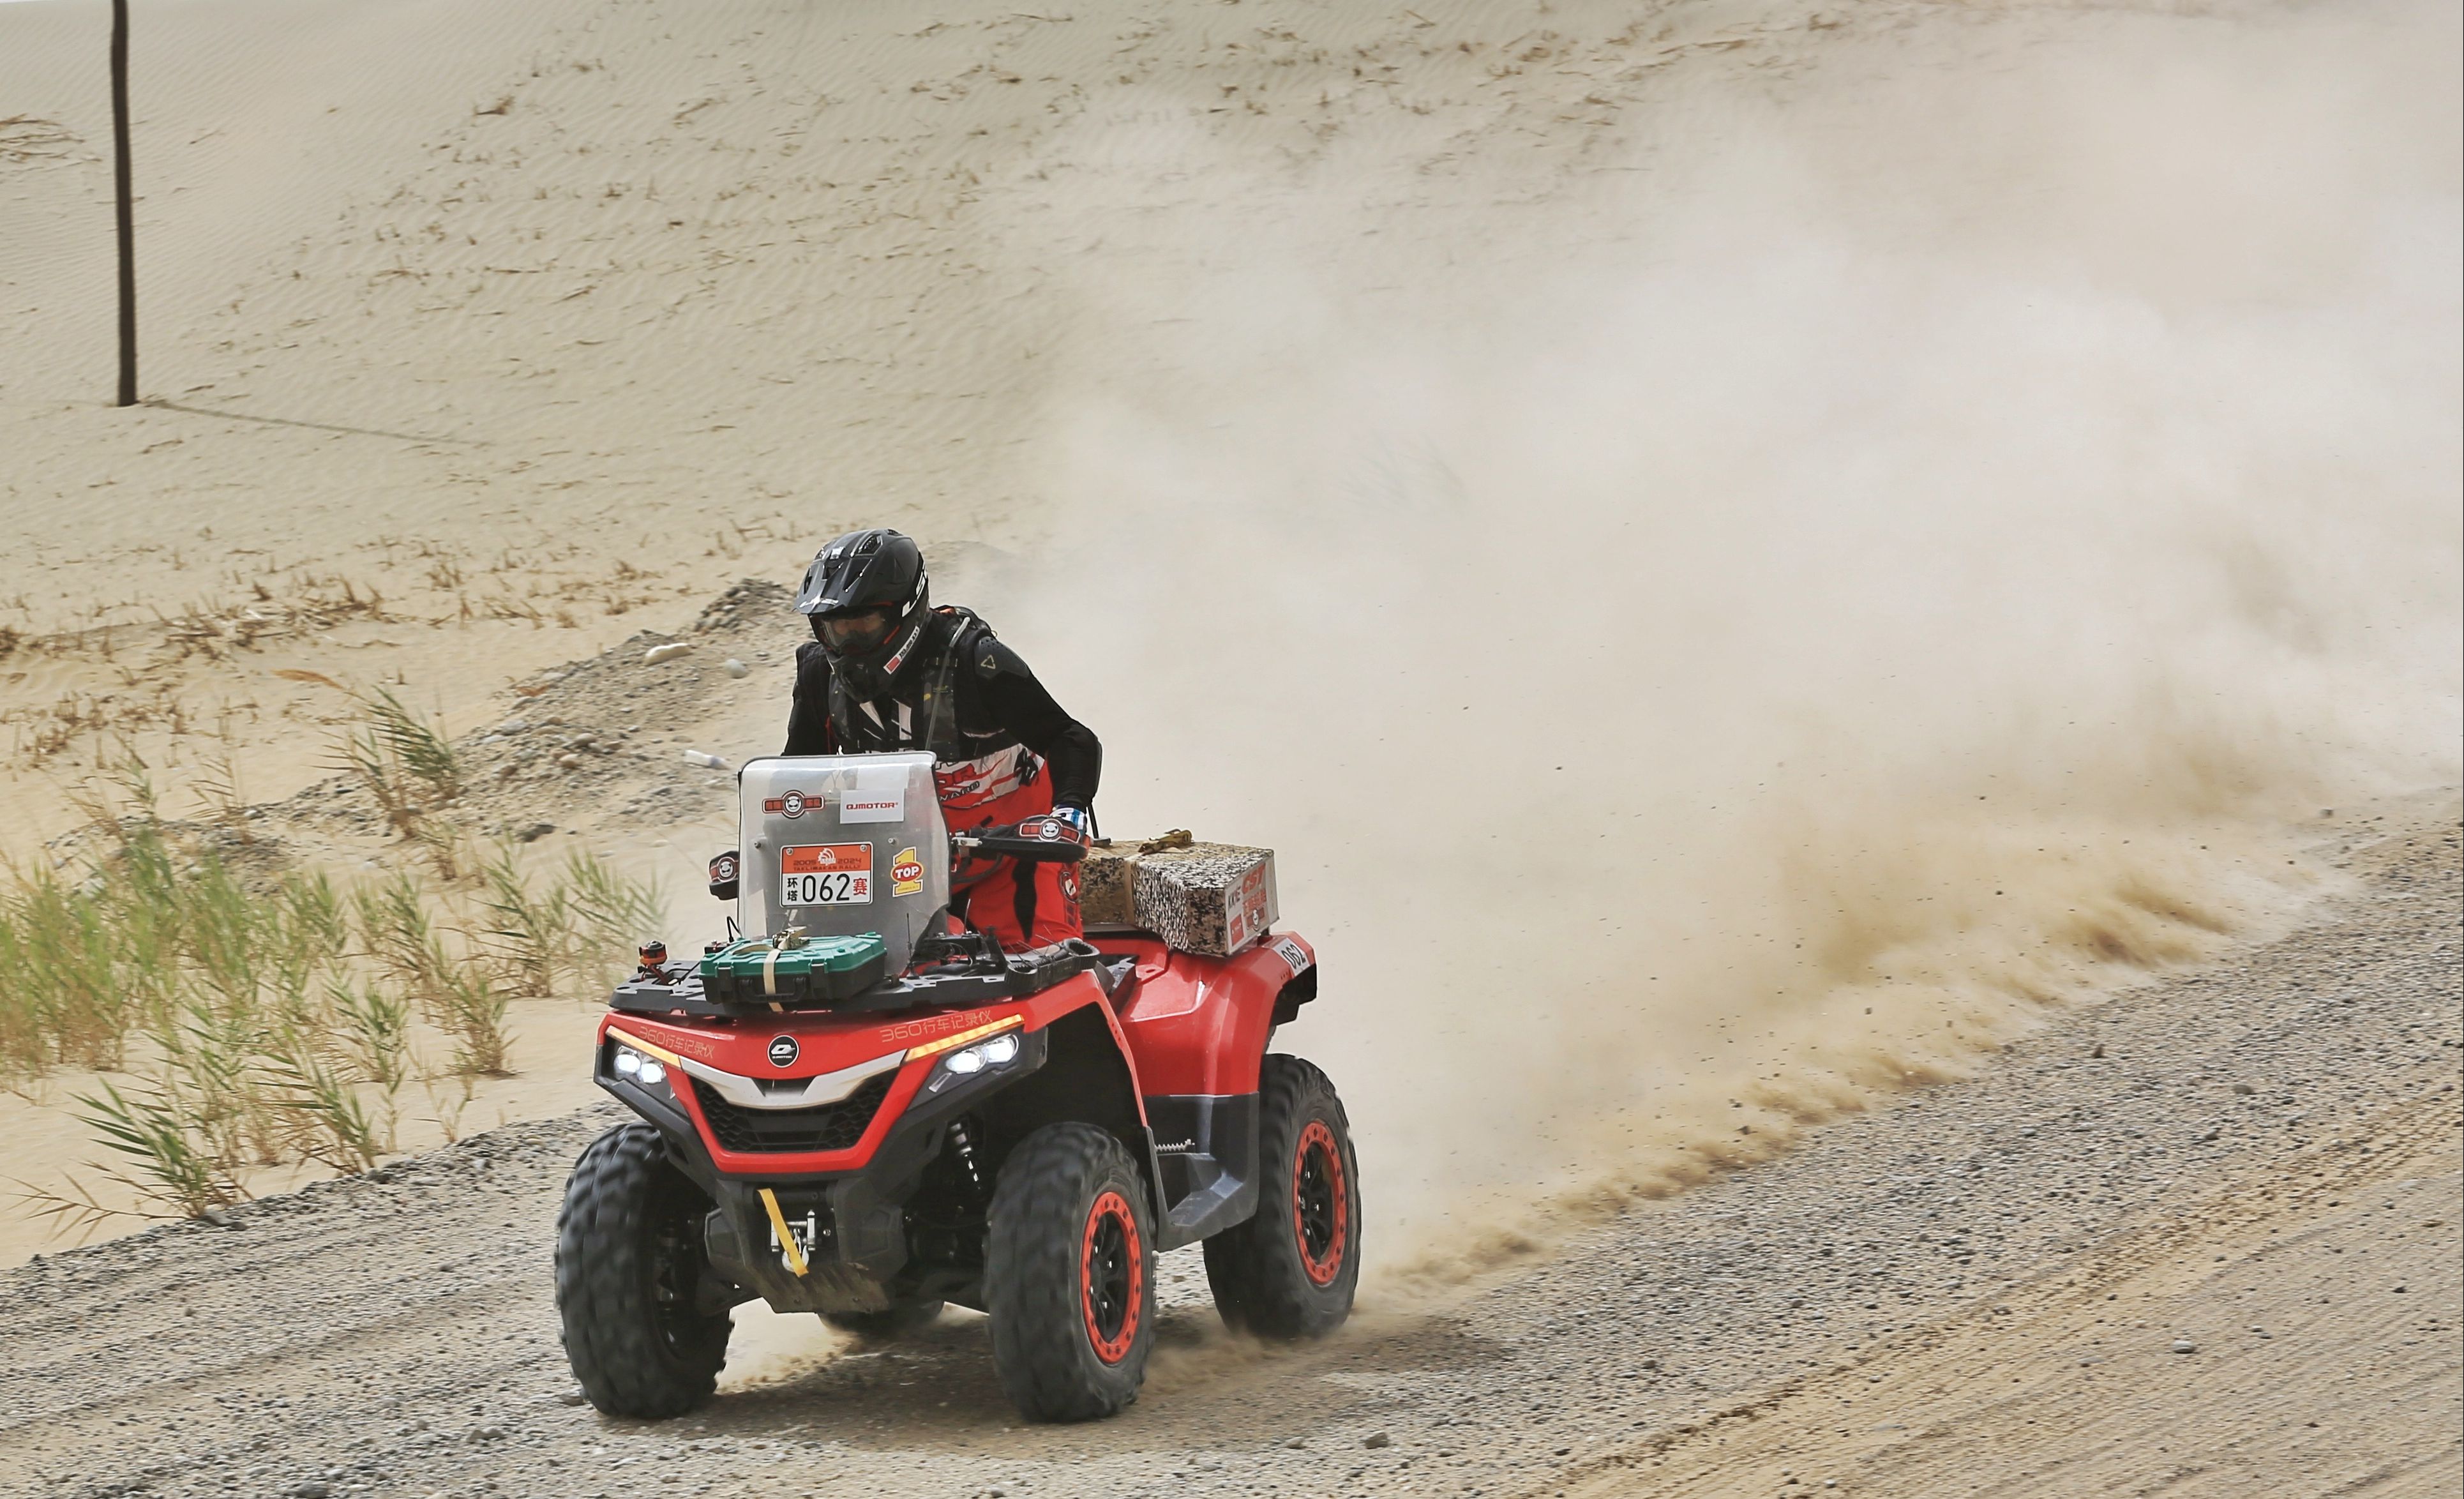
(781, 843, 873, 906)
(617, 1025, 717, 1061)
(839, 788, 905, 824)
(1271, 937, 1311, 975)
(762, 790, 812, 818)
(883, 622, 923, 675)
(880, 1009, 1009, 1047)
(1229, 864, 1272, 952)
(890, 846, 926, 898)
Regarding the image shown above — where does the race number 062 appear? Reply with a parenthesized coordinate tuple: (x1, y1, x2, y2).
(780, 844, 874, 907)
(785, 870, 867, 905)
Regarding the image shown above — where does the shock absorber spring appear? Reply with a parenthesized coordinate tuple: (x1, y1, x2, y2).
(947, 1119, 985, 1197)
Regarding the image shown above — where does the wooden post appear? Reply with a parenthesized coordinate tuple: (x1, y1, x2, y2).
(110, 0, 135, 407)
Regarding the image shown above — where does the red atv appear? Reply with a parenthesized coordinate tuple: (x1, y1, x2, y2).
(554, 751, 1358, 1422)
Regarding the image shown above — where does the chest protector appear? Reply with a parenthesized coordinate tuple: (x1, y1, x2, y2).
(825, 608, 1042, 814)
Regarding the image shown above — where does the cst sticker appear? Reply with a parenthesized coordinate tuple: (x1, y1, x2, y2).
(781, 843, 873, 905)
(1270, 937, 1311, 975)
(890, 846, 926, 898)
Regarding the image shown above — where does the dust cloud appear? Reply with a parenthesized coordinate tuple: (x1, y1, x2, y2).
(972, 0, 2461, 1274)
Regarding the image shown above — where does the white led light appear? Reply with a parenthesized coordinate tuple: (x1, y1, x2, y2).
(613, 1048, 642, 1077)
(638, 1060, 667, 1087)
(939, 1030, 1021, 1080)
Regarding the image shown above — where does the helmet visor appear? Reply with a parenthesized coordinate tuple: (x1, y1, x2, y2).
(816, 606, 898, 654)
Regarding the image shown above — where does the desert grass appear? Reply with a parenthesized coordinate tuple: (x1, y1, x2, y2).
(1, 750, 656, 1233)
(482, 843, 664, 997)
(319, 681, 462, 840)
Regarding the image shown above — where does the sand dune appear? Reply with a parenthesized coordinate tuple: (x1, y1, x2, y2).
(1, 0, 2455, 1401)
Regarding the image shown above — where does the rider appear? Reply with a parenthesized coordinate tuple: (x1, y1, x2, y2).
(784, 529, 1099, 951)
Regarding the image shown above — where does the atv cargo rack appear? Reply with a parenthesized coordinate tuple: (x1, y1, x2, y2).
(609, 932, 1117, 1018)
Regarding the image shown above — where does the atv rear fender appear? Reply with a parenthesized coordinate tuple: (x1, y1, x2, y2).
(1095, 931, 1317, 1245)
(1102, 932, 1316, 1095)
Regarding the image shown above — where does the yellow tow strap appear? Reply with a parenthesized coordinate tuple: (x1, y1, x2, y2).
(758, 1188, 809, 1277)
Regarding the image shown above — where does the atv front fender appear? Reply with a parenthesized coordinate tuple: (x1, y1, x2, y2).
(596, 974, 1172, 1306)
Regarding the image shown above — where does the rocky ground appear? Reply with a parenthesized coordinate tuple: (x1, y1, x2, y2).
(0, 799, 2454, 1499)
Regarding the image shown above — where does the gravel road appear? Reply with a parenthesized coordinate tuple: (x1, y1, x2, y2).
(3, 798, 2454, 1499)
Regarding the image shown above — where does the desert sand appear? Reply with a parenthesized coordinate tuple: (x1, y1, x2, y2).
(0, 0, 2456, 1493)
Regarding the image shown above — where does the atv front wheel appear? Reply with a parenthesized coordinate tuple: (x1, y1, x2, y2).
(822, 1300, 945, 1340)
(1204, 1055, 1361, 1339)
(984, 1122, 1157, 1421)
(555, 1124, 732, 1417)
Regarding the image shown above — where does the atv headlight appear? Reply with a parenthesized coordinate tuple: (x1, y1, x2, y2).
(610, 1043, 672, 1095)
(927, 1031, 1024, 1092)
(945, 1031, 1020, 1075)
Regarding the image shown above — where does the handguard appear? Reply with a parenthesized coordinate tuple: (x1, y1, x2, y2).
(954, 815, 1092, 865)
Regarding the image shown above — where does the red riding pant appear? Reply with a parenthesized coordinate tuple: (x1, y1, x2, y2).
(942, 774, 1082, 950)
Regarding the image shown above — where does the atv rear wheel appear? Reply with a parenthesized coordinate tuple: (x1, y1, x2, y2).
(1204, 1055, 1360, 1339)
(555, 1124, 732, 1417)
(984, 1122, 1157, 1421)
(822, 1301, 945, 1340)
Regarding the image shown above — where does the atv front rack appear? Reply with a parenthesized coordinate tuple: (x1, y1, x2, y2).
(609, 935, 1113, 1019)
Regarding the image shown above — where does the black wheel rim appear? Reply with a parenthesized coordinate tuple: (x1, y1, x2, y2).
(1086, 1216, 1129, 1339)
(1293, 1119, 1347, 1286)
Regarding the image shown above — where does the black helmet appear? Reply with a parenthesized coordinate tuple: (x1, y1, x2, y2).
(795, 529, 931, 696)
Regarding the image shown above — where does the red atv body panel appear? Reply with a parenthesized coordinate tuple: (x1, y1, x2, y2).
(1101, 933, 1314, 1096)
(597, 931, 1314, 1182)
(602, 974, 1129, 1179)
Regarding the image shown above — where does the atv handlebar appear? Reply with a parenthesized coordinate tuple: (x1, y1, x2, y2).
(953, 818, 1090, 865)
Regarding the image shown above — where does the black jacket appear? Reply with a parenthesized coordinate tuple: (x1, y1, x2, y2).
(783, 606, 1101, 811)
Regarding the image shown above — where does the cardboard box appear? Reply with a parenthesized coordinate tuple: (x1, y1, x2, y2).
(1082, 832, 1277, 956)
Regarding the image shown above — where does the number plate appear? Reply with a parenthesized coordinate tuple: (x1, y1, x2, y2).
(781, 843, 873, 906)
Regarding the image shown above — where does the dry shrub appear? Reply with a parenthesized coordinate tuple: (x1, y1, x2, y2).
(158, 575, 391, 662)
(3, 752, 657, 1232)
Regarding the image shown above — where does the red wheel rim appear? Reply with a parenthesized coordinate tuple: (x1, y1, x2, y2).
(1079, 1189, 1144, 1364)
(1292, 1119, 1348, 1286)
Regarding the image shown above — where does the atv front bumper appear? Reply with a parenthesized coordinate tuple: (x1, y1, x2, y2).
(598, 1016, 1051, 1314)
